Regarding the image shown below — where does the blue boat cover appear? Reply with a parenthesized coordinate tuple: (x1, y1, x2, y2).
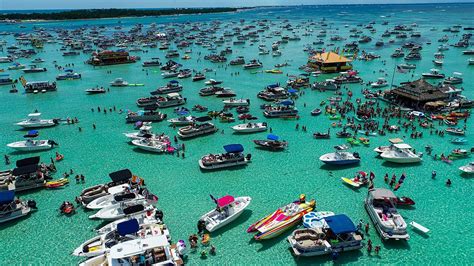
(170, 80, 179, 83)
(280, 99, 294, 106)
(64, 69, 73, 72)
(325, 214, 357, 234)
(267, 83, 279, 88)
(0, 190, 15, 204)
(267, 134, 279, 141)
(287, 88, 298, 93)
(224, 144, 244, 153)
(177, 110, 189, 116)
(117, 219, 140, 236)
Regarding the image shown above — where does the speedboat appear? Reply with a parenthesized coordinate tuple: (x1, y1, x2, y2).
(288, 214, 363, 257)
(459, 162, 474, 174)
(199, 144, 251, 170)
(204, 79, 223, 85)
(243, 59, 263, 69)
(365, 188, 410, 241)
(370, 78, 388, 88)
(215, 88, 237, 98)
(167, 115, 195, 126)
(85, 88, 106, 94)
(232, 122, 267, 133)
(151, 80, 182, 95)
(199, 86, 224, 96)
(86, 190, 146, 210)
(0, 190, 36, 224)
(131, 138, 166, 153)
(380, 143, 422, 164)
(319, 145, 360, 165)
(177, 116, 218, 139)
(247, 195, 315, 240)
(199, 195, 251, 232)
(89, 199, 155, 221)
(373, 138, 404, 154)
(445, 127, 465, 136)
(222, 98, 250, 107)
(254, 134, 288, 151)
(422, 68, 445, 79)
(444, 72, 463, 84)
(156, 93, 185, 108)
(16, 113, 57, 128)
(312, 79, 338, 91)
(109, 78, 128, 87)
(123, 124, 153, 140)
(95, 209, 161, 235)
(56, 69, 81, 80)
(7, 134, 56, 152)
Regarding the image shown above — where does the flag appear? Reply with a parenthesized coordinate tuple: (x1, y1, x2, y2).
(209, 194, 218, 204)
(397, 65, 408, 73)
(394, 183, 401, 191)
(369, 172, 375, 181)
(368, 181, 374, 190)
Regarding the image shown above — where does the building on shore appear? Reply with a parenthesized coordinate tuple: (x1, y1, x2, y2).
(307, 51, 352, 73)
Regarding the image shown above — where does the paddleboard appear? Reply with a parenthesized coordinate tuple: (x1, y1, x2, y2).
(128, 84, 144, 87)
(341, 177, 360, 188)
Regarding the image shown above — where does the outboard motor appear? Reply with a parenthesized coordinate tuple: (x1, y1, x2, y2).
(197, 219, 206, 234)
(53, 119, 59, 125)
(155, 209, 164, 221)
(353, 152, 360, 159)
(27, 200, 37, 209)
(246, 154, 252, 161)
(48, 140, 59, 147)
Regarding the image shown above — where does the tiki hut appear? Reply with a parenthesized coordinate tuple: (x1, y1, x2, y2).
(307, 51, 352, 73)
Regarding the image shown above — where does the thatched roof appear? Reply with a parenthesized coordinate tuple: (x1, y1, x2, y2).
(309, 51, 352, 64)
(391, 79, 447, 102)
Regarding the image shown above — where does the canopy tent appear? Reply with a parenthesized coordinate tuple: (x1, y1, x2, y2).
(16, 156, 40, 167)
(325, 214, 357, 234)
(12, 164, 38, 176)
(217, 195, 235, 208)
(117, 219, 140, 236)
(109, 169, 132, 183)
(0, 190, 15, 204)
(267, 134, 279, 141)
(24, 130, 39, 138)
(224, 144, 244, 153)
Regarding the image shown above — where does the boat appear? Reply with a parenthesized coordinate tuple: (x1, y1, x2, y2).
(131, 137, 166, 153)
(232, 122, 267, 133)
(395, 196, 415, 206)
(167, 115, 195, 126)
(86, 189, 151, 210)
(123, 124, 154, 141)
(192, 72, 206, 82)
(0, 190, 36, 224)
(445, 127, 465, 135)
(398, 63, 416, 70)
(247, 195, 315, 240)
(373, 138, 404, 154)
(0, 157, 46, 192)
(109, 78, 128, 87)
(85, 88, 106, 94)
(126, 106, 167, 123)
(459, 162, 474, 174)
(192, 105, 208, 112)
(215, 89, 237, 98)
(444, 72, 463, 84)
(199, 195, 252, 232)
(24, 81, 57, 93)
(0, 74, 14, 86)
(22, 65, 47, 73)
(370, 78, 388, 88)
(422, 69, 445, 79)
(409, 221, 430, 234)
(319, 145, 360, 165)
(199, 144, 251, 170)
(7, 131, 56, 152)
(142, 58, 161, 67)
(95, 209, 161, 235)
(287, 214, 363, 257)
(311, 108, 322, 116)
(312, 79, 339, 91)
(451, 137, 467, 144)
(243, 59, 263, 69)
(222, 98, 250, 107)
(156, 93, 185, 108)
(365, 188, 410, 241)
(263, 105, 298, 118)
(380, 143, 422, 164)
(177, 116, 218, 139)
(199, 86, 224, 96)
(56, 69, 81, 80)
(341, 175, 368, 188)
(204, 79, 223, 86)
(253, 134, 288, 151)
(89, 199, 154, 221)
(151, 80, 183, 95)
(16, 113, 58, 128)
(76, 169, 135, 206)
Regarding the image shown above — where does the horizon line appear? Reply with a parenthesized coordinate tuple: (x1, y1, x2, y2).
(2, 1, 474, 11)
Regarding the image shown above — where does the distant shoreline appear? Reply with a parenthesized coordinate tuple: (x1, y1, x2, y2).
(0, 7, 251, 22)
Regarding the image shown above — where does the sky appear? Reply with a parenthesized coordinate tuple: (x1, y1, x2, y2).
(0, 0, 472, 10)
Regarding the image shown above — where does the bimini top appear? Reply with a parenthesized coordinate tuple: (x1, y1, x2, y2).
(24, 130, 39, 138)
(325, 214, 357, 234)
(0, 190, 15, 204)
(267, 134, 279, 141)
(393, 143, 412, 149)
(279, 99, 294, 106)
(109, 169, 132, 183)
(195, 116, 212, 122)
(16, 156, 40, 167)
(117, 218, 140, 236)
(169, 80, 179, 84)
(369, 188, 396, 200)
(217, 195, 235, 208)
(12, 164, 38, 176)
(389, 138, 404, 144)
(224, 144, 244, 153)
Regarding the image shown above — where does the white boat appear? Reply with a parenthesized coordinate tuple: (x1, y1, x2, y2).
(373, 138, 404, 154)
(89, 199, 154, 221)
(222, 98, 250, 107)
(459, 162, 474, 174)
(95, 209, 160, 235)
(7, 139, 55, 152)
(200, 195, 251, 232)
(199, 144, 251, 170)
(123, 124, 153, 140)
(106, 234, 183, 265)
(0, 190, 36, 224)
(177, 117, 218, 139)
(288, 214, 363, 257)
(409, 221, 430, 234)
(78, 254, 106, 266)
(16, 113, 57, 128)
(370, 78, 388, 88)
(73, 219, 170, 258)
(319, 145, 360, 165)
(167, 116, 195, 126)
(422, 68, 445, 79)
(263, 105, 298, 118)
(131, 138, 166, 153)
(380, 143, 422, 163)
(109, 78, 128, 87)
(86, 191, 144, 210)
(232, 122, 268, 133)
(156, 93, 186, 108)
(365, 188, 410, 241)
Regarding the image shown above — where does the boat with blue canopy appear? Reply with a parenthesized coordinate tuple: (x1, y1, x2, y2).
(0, 190, 36, 224)
(199, 144, 251, 170)
(254, 134, 288, 151)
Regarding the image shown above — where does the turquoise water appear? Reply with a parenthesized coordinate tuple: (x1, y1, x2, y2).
(1, 3, 474, 265)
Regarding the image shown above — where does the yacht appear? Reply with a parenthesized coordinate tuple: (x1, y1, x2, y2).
(459, 162, 474, 174)
(312, 79, 339, 91)
(7, 137, 56, 152)
(257, 84, 289, 101)
(230, 56, 245, 65)
(253, 134, 288, 150)
(370, 78, 388, 88)
(373, 138, 404, 155)
(199, 195, 252, 232)
(56, 70, 81, 80)
(319, 145, 360, 165)
(380, 143, 422, 163)
(167, 115, 195, 126)
(222, 98, 250, 107)
(232, 122, 267, 133)
(365, 188, 410, 241)
(243, 59, 263, 69)
(156, 93, 186, 108)
(422, 69, 445, 79)
(16, 113, 58, 128)
(86, 190, 145, 210)
(123, 123, 153, 140)
(151, 80, 183, 95)
(0, 190, 36, 224)
(177, 116, 218, 139)
(287, 214, 363, 257)
(142, 58, 161, 67)
(126, 107, 167, 123)
(109, 78, 128, 87)
(131, 137, 166, 153)
(214, 88, 237, 97)
(263, 105, 298, 118)
(177, 69, 192, 79)
(198, 144, 251, 170)
(199, 86, 224, 96)
(89, 199, 154, 221)
(444, 72, 463, 84)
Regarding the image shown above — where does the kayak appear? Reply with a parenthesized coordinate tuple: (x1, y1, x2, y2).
(247, 195, 315, 240)
(341, 177, 368, 188)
